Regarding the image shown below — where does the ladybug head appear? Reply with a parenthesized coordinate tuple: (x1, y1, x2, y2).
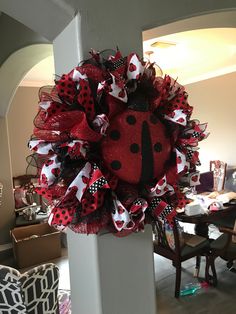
(127, 78, 159, 112)
(128, 90, 149, 112)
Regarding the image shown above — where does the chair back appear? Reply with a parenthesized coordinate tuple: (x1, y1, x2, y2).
(153, 218, 182, 259)
(218, 225, 236, 262)
(210, 160, 227, 191)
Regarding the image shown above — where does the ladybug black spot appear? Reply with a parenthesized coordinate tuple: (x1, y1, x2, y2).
(154, 142, 162, 152)
(126, 115, 136, 125)
(110, 130, 120, 140)
(56, 214, 60, 218)
(130, 143, 139, 153)
(111, 160, 121, 170)
(150, 114, 158, 124)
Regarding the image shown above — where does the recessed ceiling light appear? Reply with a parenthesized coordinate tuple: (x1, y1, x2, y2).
(151, 41, 176, 48)
(144, 50, 154, 56)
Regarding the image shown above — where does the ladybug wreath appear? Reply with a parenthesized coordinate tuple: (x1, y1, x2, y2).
(28, 49, 208, 236)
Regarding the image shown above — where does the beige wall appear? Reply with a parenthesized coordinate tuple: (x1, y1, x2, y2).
(8, 86, 39, 177)
(8, 73, 236, 176)
(8, 72, 236, 177)
(186, 71, 236, 172)
(0, 86, 38, 243)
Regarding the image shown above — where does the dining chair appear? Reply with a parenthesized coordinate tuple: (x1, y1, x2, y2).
(210, 160, 227, 191)
(0, 263, 59, 313)
(153, 217, 213, 298)
(206, 217, 236, 284)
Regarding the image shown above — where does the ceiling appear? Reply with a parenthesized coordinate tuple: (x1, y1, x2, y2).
(143, 28, 236, 85)
(20, 27, 236, 87)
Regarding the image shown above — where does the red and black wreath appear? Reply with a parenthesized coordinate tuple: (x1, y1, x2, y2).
(28, 49, 208, 236)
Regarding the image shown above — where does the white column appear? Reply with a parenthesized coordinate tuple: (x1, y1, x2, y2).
(67, 225, 156, 314)
(53, 14, 156, 314)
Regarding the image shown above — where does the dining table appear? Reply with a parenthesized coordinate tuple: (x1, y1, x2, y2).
(177, 200, 236, 238)
(177, 199, 236, 276)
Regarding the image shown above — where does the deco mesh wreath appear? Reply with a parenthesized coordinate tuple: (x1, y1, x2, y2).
(28, 49, 208, 236)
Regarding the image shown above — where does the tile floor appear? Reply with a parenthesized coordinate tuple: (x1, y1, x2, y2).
(52, 224, 236, 314)
(53, 246, 235, 314)
(2, 225, 236, 313)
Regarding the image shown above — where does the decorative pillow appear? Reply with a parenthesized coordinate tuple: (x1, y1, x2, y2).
(58, 289, 71, 314)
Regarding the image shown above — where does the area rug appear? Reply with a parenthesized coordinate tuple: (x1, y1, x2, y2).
(58, 289, 71, 314)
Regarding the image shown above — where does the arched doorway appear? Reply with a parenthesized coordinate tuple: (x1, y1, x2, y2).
(0, 44, 53, 243)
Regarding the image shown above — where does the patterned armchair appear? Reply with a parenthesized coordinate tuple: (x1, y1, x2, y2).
(0, 263, 59, 314)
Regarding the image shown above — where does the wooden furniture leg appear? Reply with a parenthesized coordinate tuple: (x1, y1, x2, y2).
(175, 263, 182, 298)
(194, 223, 209, 277)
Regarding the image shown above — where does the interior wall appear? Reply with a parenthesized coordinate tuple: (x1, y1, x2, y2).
(7, 86, 39, 177)
(186, 71, 236, 172)
(0, 117, 15, 244)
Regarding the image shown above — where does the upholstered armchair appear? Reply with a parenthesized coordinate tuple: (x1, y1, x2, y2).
(0, 263, 59, 313)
